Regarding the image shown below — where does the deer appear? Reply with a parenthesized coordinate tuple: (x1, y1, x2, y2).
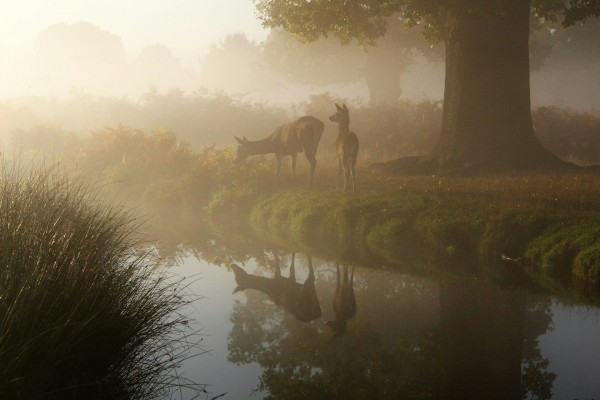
(329, 103, 359, 192)
(233, 116, 324, 187)
(231, 253, 321, 323)
(326, 263, 356, 338)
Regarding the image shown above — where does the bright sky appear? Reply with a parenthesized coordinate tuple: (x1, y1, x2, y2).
(0, 0, 269, 67)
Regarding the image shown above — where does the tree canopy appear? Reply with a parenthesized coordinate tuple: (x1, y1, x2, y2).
(255, 0, 600, 46)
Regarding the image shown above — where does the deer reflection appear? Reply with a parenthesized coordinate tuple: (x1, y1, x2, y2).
(327, 263, 356, 338)
(231, 253, 321, 322)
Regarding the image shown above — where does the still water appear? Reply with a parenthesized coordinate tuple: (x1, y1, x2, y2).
(169, 251, 600, 400)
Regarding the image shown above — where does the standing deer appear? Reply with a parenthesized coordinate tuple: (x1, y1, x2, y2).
(326, 263, 356, 338)
(231, 253, 321, 323)
(233, 116, 324, 187)
(329, 103, 359, 192)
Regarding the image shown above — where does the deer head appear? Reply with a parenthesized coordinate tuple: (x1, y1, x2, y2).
(329, 103, 350, 125)
(233, 136, 250, 164)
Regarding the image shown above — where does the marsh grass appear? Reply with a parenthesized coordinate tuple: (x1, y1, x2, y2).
(0, 160, 203, 399)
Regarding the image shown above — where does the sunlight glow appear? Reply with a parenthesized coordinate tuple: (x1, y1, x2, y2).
(0, 0, 268, 96)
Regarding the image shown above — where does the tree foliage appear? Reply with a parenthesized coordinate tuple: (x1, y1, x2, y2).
(200, 33, 285, 93)
(256, 0, 600, 45)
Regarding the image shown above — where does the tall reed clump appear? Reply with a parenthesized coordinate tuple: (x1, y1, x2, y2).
(0, 161, 198, 399)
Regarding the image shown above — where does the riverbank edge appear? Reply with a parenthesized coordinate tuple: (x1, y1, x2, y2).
(207, 187, 600, 302)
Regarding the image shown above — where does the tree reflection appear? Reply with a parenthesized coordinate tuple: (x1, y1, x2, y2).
(521, 298, 556, 400)
(226, 253, 555, 399)
(441, 281, 522, 399)
(228, 255, 441, 399)
(440, 281, 556, 400)
(326, 264, 356, 338)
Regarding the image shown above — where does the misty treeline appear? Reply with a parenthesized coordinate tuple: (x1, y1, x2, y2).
(3, 90, 600, 166)
(4, 18, 600, 109)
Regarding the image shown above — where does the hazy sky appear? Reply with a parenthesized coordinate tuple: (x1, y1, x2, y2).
(0, 0, 269, 67)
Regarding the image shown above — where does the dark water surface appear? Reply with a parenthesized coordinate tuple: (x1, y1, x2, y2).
(170, 252, 600, 400)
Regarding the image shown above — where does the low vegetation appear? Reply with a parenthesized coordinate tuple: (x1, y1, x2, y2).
(0, 161, 200, 399)
(244, 172, 600, 301)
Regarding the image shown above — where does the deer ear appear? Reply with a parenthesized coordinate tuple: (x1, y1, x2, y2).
(343, 103, 348, 111)
(234, 136, 243, 144)
(335, 103, 342, 111)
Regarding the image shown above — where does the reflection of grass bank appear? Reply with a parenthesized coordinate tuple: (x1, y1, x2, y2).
(0, 163, 195, 399)
(214, 172, 600, 299)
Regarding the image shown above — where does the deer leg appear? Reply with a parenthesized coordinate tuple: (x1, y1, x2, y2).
(307, 255, 315, 281)
(307, 157, 316, 188)
(349, 164, 356, 193)
(275, 154, 282, 176)
(289, 252, 296, 281)
(342, 264, 349, 290)
(337, 159, 343, 190)
(274, 256, 281, 278)
(343, 161, 351, 192)
(332, 263, 342, 317)
(291, 153, 297, 176)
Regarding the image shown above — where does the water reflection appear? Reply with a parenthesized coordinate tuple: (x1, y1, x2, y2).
(225, 251, 557, 399)
(231, 253, 321, 323)
(327, 264, 356, 338)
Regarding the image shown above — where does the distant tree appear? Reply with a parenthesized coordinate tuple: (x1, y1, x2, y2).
(131, 44, 193, 92)
(33, 22, 126, 95)
(255, 0, 600, 173)
(263, 19, 442, 104)
(200, 33, 285, 95)
(532, 17, 600, 109)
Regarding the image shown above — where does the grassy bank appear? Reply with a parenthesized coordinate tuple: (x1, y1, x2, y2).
(0, 162, 199, 399)
(211, 171, 600, 299)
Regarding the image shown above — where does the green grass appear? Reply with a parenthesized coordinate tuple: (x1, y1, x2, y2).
(209, 168, 600, 297)
(0, 161, 200, 399)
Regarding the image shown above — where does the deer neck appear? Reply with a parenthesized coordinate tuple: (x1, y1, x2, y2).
(337, 121, 350, 138)
(246, 137, 277, 156)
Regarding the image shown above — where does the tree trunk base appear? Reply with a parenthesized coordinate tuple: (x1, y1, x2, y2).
(368, 148, 584, 176)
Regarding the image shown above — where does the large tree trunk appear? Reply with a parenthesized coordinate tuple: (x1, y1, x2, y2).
(375, 0, 563, 174)
(430, 0, 558, 172)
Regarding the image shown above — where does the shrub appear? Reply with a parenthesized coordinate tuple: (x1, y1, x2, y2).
(573, 244, 600, 285)
(0, 161, 199, 399)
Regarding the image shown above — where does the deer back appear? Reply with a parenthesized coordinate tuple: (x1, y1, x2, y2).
(271, 116, 323, 157)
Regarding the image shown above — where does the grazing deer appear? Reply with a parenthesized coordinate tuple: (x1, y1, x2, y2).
(233, 116, 324, 187)
(231, 253, 321, 323)
(326, 263, 356, 338)
(329, 103, 359, 192)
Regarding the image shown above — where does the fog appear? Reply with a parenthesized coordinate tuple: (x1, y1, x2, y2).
(3, 5, 600, 399)
(0, 8, 598, 153)
(0, 21, 445, 104)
